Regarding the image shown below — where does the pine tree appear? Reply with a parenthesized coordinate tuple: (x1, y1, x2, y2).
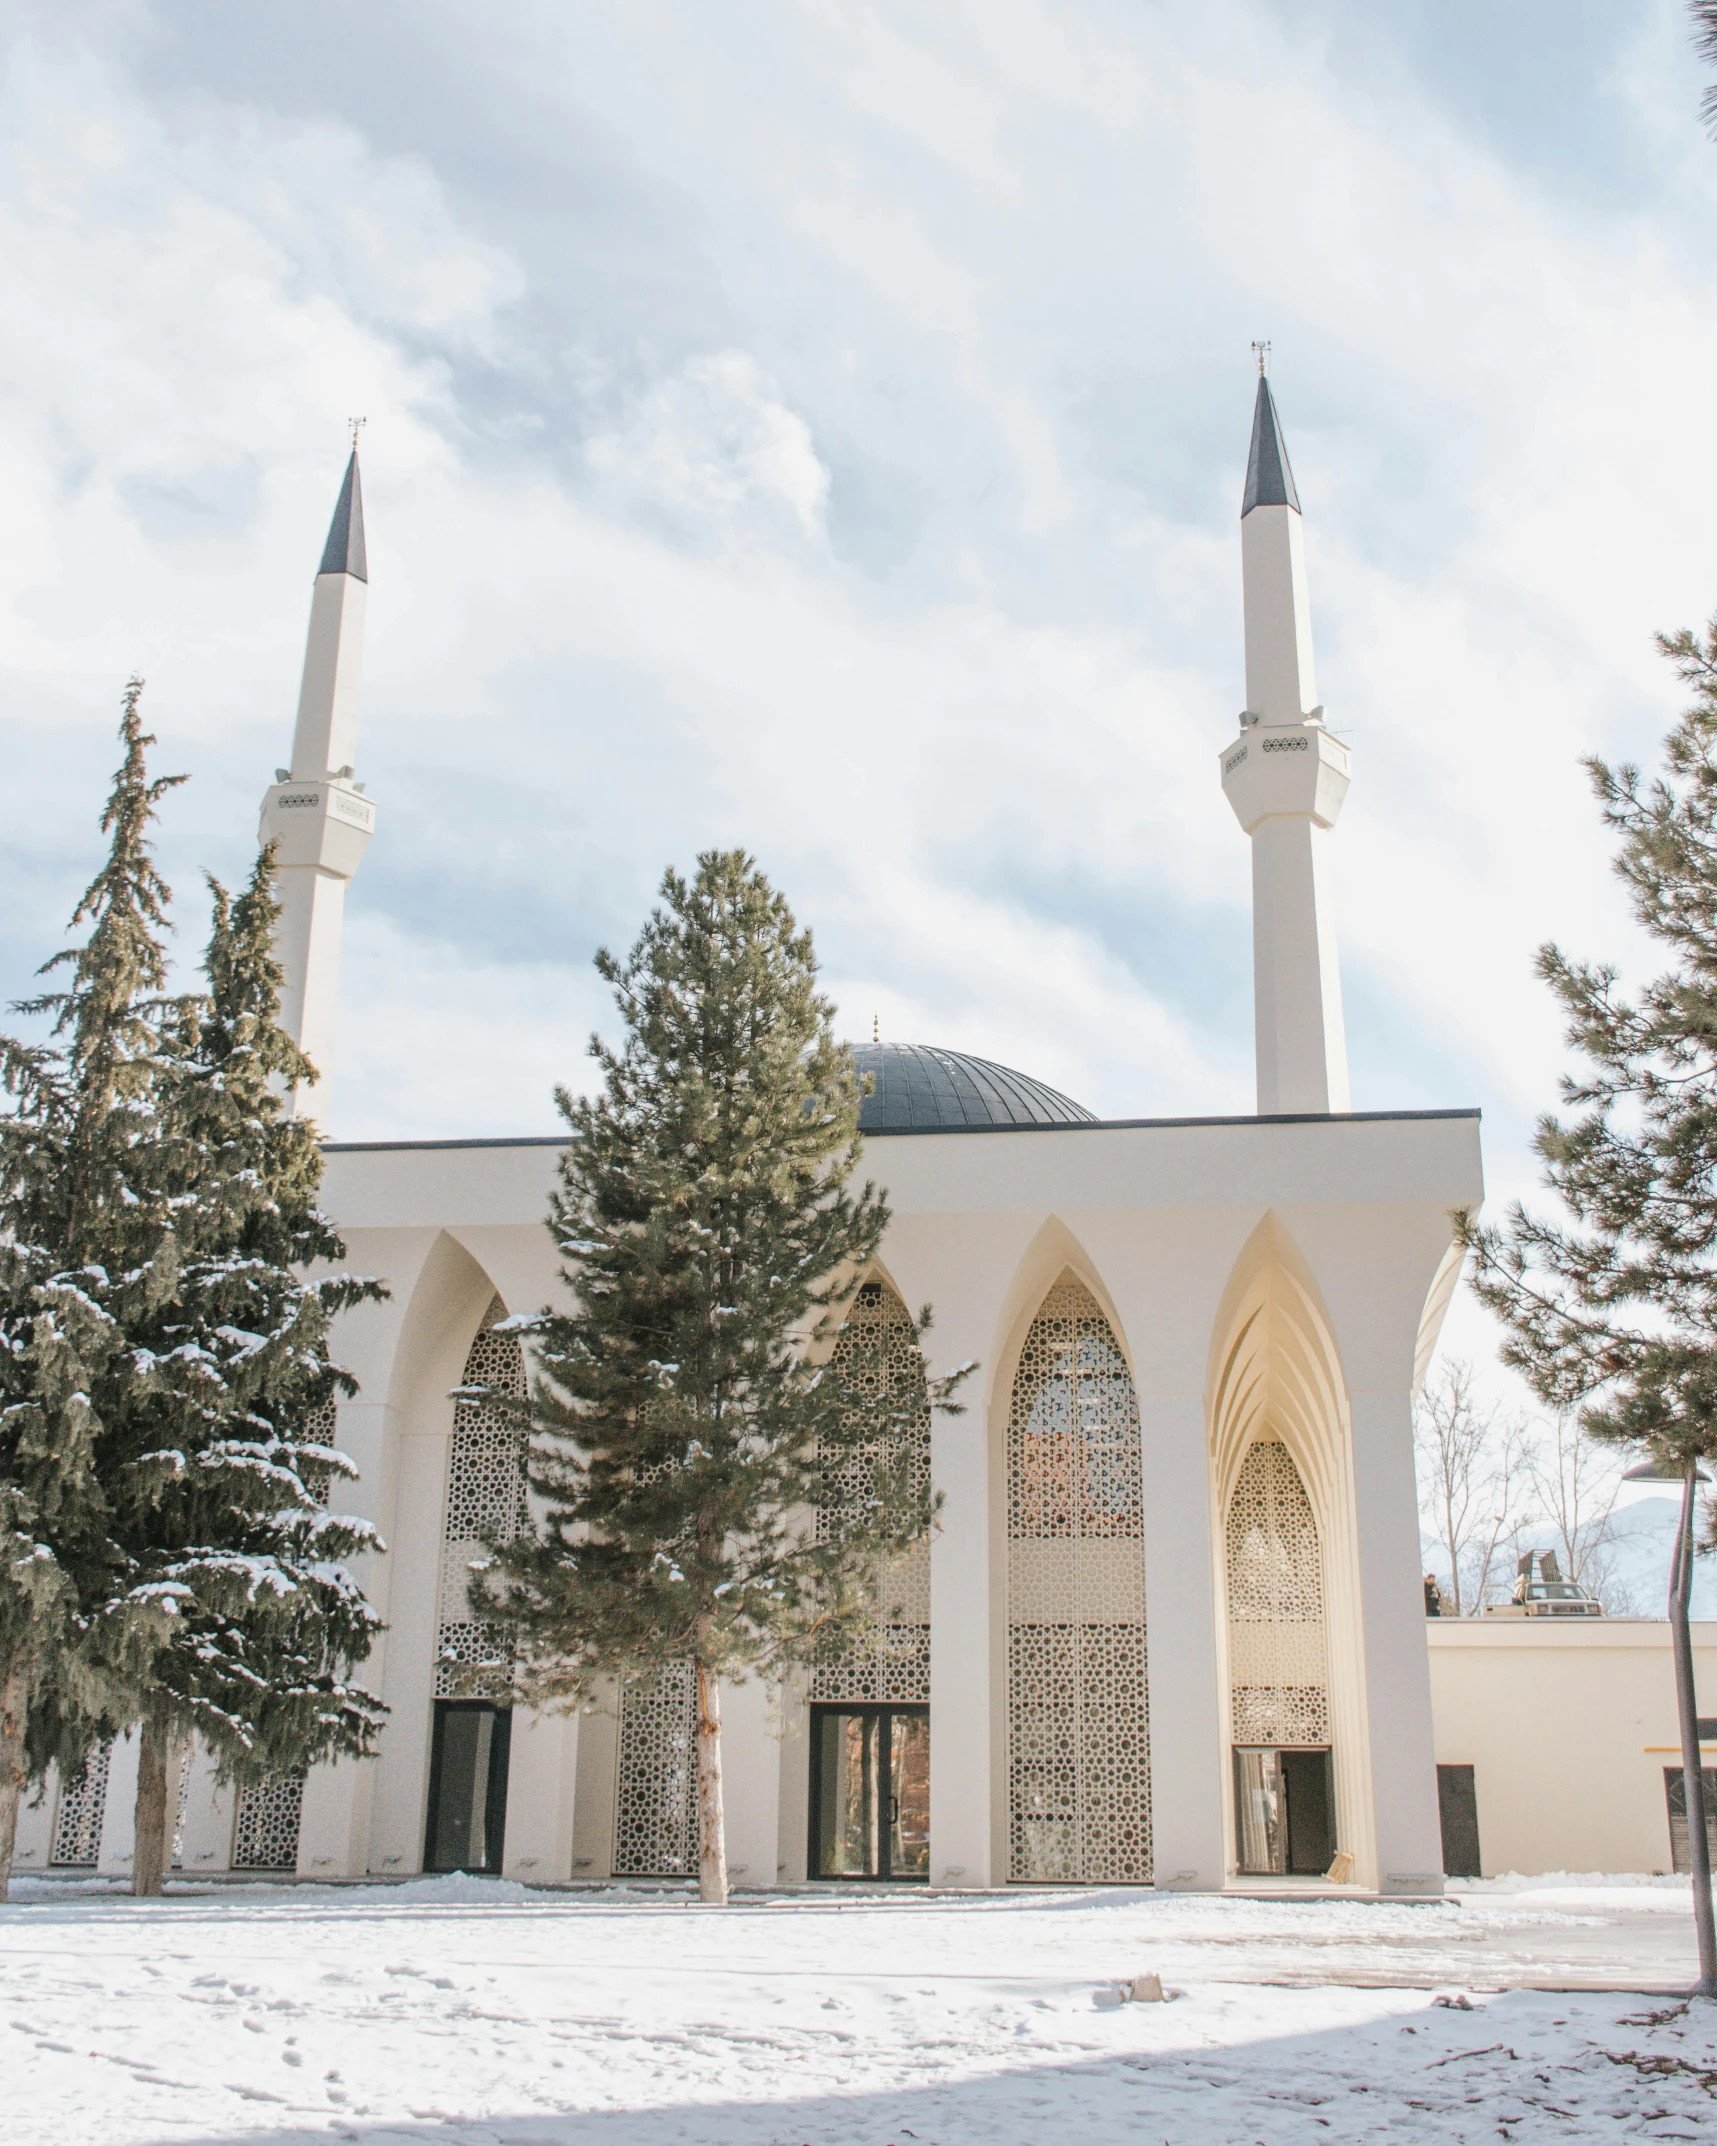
(0, 681, 184, 1897)
(473, 851, 968, 1903)
(1461, 618, 1717, 1995)
(115, 845, 388, 1894)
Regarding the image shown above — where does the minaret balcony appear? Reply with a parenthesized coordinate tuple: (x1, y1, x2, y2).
(1219, 719, 1350, 835)
(259, 778, 376, 878)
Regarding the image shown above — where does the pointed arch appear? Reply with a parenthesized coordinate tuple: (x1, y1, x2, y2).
(1005, 1273, 1150, 1884)
(1207, 1216, 1375, 1880)
(436, 1293, 528, 1698)
(809, 1276, 932, 1705)
(1226, 1438, 1329, 1747)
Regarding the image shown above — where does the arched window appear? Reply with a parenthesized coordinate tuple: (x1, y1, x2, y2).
(1006, 1276, 1150, 1884)
(425, 1297, 528, 1876)
(810, 1279, 932, 1707)
(1225, 1438, 1329, 1748)
(436, 1297, 529, 1697)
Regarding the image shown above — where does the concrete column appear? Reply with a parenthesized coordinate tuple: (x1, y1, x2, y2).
(294, 1391, 403, 1879)
(570, 1698, 618, 1880)
(11, 1766, 57, 1874)
(719, 1677, 781, 1890)
(1350, 1384, 1445, 1894)
(775, 1680, 809, 1886)
(502, 1706, 580, 1883)
(176, 1745, 235, 1878)
(928, 1309, 998, 1889)
(97, 1731, 140, 1878)
(1137, 1390, 1228, 1889)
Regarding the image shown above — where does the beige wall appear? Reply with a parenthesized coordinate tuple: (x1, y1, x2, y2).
(1429, 1620, 1717, 1877)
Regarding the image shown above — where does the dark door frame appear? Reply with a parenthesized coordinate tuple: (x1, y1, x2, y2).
(1231, 1743, 1335, 1877)
(424, 1699, 513, 1875)
(807, 1701, 929, 1882)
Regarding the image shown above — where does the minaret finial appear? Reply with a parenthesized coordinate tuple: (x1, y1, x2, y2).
(349, 414, 367, 453)
(1251, 339, 1270, 376)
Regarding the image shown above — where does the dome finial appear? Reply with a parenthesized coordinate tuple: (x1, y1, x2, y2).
(873, 1012, 880, 1043)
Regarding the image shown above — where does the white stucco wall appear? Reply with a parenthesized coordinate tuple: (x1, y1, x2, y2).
(1428, 1619, 1717, 1878)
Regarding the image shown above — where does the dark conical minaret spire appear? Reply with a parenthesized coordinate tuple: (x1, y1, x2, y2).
(317, 448, 368, 582)
(1220, 357, 1351, 1116)
(1241, 373, 1301, 518)
(258, 442, 379, 1122)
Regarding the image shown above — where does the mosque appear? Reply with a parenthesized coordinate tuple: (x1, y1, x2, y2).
(12, 381, 1713, 1893)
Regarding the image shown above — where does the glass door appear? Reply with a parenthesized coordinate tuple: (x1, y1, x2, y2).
(1232, 1746, 1334, 1876)
(809, 1704, 929, 1881)
(425, 1701, 513, 1874)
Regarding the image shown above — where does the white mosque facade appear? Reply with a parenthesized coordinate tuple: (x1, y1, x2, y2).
(14, 383, 1715, 1894)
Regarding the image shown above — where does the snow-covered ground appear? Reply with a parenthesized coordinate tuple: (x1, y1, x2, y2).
(5, 1874, 1715, 2143)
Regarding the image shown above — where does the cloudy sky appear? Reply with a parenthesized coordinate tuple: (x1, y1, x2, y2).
(3, 0, 1716, 1390)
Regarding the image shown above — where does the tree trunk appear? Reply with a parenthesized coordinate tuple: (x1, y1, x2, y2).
(694, 1659, 728, 1906)
(0, 1669, 28, 1903)
(132, 1708, 170, 1899)
(1670, 1464, 1716, 1996)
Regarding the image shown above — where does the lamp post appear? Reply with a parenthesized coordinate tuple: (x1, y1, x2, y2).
(1623, 1458, 1715, 1995)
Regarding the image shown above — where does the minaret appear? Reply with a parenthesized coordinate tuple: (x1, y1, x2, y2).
(1220, 367, 1351, 1115)
(258, 448, 377, 1122)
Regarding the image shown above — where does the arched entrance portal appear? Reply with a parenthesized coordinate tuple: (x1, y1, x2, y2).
(1005, 1276, 1151, 1884)
(425, 1295, 526, 1875)
(1225, 1437, 1334, 1876)
(806, 1279, 932, 1882)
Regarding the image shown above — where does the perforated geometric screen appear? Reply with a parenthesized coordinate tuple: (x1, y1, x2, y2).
(1006, 1278, 1151, 1884)
(170, 1743, 191, 1871)
(232, 1772, 307, 1871)
(810, 1280, 931, 1706)
(1226, 1438, 1330, 1747)
(614, 1662, 698, 1878)
(297, 1399, 337, 1506)
(50, 1743, 111, 1868)
(436, 1298, 529, 1700)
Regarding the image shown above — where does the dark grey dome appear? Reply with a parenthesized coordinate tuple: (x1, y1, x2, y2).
(847, 1041, 1095, 1133)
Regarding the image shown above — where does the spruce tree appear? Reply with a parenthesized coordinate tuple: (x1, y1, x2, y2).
(473, 851, 967, 1903)
(1462, 618, 1717, 1996)
(0, 681, 183, 1896)
(116, 846, 386, 1894)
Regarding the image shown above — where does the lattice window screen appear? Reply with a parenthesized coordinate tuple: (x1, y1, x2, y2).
(297, 1398, 338, 1506)
(50, 1743, 112, 1868)
(1006, 1277, 1151, 1884)
(614, 1663, 698, 1878)
(810, 1280, 932, 1706)
(436, 1297, 529, 1699)
(232, 1773, 307, 1871)
(170, 1742, 192, 1871)
(1226, 1438, 1330, 1747)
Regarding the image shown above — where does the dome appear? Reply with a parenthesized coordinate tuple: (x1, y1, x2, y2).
(847, 1041, 1096, 1133)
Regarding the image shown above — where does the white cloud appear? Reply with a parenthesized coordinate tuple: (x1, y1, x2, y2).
(585, 351, 831, 543)
(2, 0, 1715, 1414)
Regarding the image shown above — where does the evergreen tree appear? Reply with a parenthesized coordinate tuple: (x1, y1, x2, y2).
(115, 846, 386, 1894)
(1462, 619, 1717, 1995)
(473, 851, 968, 1903)
(0, 681, 183, 1896)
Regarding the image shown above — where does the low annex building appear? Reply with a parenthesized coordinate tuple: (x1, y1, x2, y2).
(15, 381, 1705, 1893)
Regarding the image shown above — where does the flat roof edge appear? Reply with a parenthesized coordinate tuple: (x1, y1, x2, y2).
(322, 1108, 1482, 1155)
